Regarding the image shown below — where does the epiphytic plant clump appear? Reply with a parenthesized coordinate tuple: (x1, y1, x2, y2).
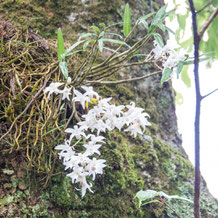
(45, 80, 150, 196)
(46, 5, 194, 196)
(1, 5, 194, 194)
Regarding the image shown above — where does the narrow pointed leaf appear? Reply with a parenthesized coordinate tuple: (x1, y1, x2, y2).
(148, 24, 156, 35)
(151, 5, 167, 26)
(165, 26, 175, 35)
(160, 68, 173, 86)
(42, 125, 65, 136)
(138, 12, 156, 23)
(102, 38, 131, 48)
(83, 40, 95, 51)
(60, 103, 65, 111)
(78, 33, 96, 41)
(98, 31, 105, 53)
(176, 61, 184, 78)
(136, 189, 193, 207)
(138, 12, 156, 30)
(136, 190, 159, 202)
(91, 25, 100, 32)
(105, 32, 123, 39)
(62, 50, 83, 57)
(140, 19, 149, 29)
(102, 47, 118, 53)
(158, 191, 193, 203)
(183, 56, 211, 65)
(141, 200, 159, 205)
(57, 28, 65, 62)
(123, 3, 131, 36)
(157, 22, 166, 32)
(59, 61, 68, 79)
(62, 40, 85, 58)
(181, 65, 191, 87)
(99, 23, 106, 28)
(152, 33, 164, 48)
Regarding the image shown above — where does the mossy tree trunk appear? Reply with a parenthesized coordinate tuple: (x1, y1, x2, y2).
(0, 0, 217, 217)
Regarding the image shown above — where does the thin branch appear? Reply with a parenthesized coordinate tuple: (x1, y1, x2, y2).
(85, 71, 161, 85)
(199, 7, 218, 39)
(188, 1, 201, 218)
(159, 198, 181, 218)
(202, 88, 218, 99)
(197, 0, 215, 14)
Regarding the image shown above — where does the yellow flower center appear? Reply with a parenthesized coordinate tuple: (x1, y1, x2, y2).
(86, 98, 99, 109)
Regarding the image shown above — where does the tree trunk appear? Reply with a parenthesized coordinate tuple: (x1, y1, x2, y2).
(0, 0, 217, 217)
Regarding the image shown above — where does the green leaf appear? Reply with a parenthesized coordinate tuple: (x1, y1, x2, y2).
(42, 124, 65, 136)
(158, 191, 193, 203)
(59, 61, 68, 79)
(99, 23, 106, 28)
(138, 12, 156, 29)
(182, 60, 194, 65)
(176, 61, 184, 78)
(141, 199, 159, 206)
(148, 24, 156, 35)
(60, 103, 65, 111)
(98, 31, 105, 40)
(183, 56, 211, 65)
(165, 26, 175, 35)
(139, 19, 148, 29)
(102, 47, 118, 53)
(63, 50, 83, 57)
(138, 12, 156, 22)
(181, 65, 191, 88)
(62, 40, 85, 58)
(136, 189, 193, 207)
(105, 22, 123, 30)
(102, 38, 131, 48)
(152, 33, 164, 48)
(105, 32, 123, 39)
(78, 33, 96, 41)
(151, 5, 167, 26)
(98, 31, 105, 53)
(57, 28, 65, 62)
(83, 40, 95, 51)
(136, 190, 159, 202)
(123, 3, 131, 36)
(157, 22, 166, 32)
(160, 68, 173, 86)
(91, 25, 100, 32)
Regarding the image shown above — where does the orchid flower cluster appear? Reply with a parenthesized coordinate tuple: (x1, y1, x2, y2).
(44, 80, 151, 197)
(153, 39, 186, 72)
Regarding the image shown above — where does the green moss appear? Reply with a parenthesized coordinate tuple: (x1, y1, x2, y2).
(0, 0, 77, 38)
(153, 138, 172, 160)
(49, 176, 80, 209)
(96, 85, 116, 98)
(165, 183, 218, 218)
(115, 84, 135, 101)
(1, 0, 218, 217)
(45, 131, 151, 217)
